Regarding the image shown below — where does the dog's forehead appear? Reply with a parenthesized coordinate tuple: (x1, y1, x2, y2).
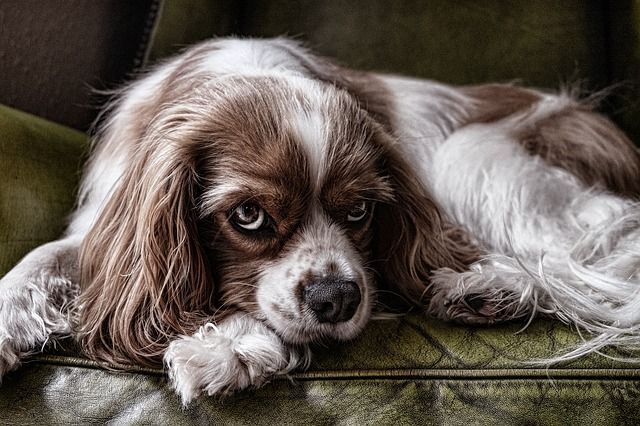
(202, 76, 383, 211)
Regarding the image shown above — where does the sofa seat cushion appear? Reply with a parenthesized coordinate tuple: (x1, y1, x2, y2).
(2, 316, 640, 424)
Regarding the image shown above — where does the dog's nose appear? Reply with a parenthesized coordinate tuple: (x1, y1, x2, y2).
(304, 278, 361, 323)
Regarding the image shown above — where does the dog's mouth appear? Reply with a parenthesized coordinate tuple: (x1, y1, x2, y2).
(265, 309, 371, 345)
(257, 277, 373, 345)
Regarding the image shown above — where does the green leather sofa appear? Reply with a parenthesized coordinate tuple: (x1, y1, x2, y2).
(2, 1, 640, 424)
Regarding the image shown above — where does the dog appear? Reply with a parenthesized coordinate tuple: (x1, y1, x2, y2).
(1, 37, 639, 405)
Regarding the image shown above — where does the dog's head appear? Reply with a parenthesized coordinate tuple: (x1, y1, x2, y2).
(79, 42, 472, 366)
(196, 75, 397, 344)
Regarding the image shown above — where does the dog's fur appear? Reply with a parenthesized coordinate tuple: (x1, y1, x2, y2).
(1, 38, 640, 404)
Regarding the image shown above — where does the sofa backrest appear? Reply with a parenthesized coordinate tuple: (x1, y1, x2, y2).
(2, 0, 639, 142)
(0, 0, 160, 131)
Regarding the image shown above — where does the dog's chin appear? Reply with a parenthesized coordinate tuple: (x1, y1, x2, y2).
(261, 307, 373, 345)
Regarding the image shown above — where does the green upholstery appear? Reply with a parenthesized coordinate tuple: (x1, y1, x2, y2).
(151, 0, 609, 87)
(3, 1, 640, 423)
(3, 312, 640, 423)
(151, 0, 640, 144)
(0, 105, 87, 276)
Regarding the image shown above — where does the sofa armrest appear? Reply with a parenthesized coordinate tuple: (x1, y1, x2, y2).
(0, 105, 87, 276)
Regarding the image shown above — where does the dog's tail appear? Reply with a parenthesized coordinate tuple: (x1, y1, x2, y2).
(528, 200, 640, 362)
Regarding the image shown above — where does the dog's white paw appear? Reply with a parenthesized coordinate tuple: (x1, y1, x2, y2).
(427, 267, 529, 325)
(0, 273, 76, 381)
(164, 316, 303, 405)
(0, 337, 21, 379)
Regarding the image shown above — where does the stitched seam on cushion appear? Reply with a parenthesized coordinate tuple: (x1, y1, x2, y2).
(288, 369, 640, 381)
(29, 355, 165, 375)
(28, 355, 640, 380)
(135, 0, 163, 69)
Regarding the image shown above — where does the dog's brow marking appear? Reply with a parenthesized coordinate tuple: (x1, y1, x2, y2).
(200, 180, 246, 216)
(292, 107, 328, 194)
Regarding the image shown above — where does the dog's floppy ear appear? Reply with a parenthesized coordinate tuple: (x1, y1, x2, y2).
(371, 140, 482, 309)
(78, 97, 214, 368)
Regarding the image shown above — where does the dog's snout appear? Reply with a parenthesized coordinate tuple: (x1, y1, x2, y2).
(304, 278, 361, 323)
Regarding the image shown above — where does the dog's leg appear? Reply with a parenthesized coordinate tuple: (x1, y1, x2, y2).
(0, 235, 81, 377)
(425, 265, 541, 325)
(426, 105, 640, 332)
(164, 313, 309, 405)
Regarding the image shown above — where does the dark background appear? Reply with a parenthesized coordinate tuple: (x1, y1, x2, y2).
(1, 0, 639, 142)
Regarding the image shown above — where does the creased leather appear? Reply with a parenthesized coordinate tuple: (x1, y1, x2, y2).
(3, 0, 640, 419)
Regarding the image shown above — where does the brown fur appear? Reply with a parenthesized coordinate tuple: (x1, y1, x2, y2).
(80, 66, 462, 367)
(463, 84, 640, 197)
(462, 84, 543, 124)
(79, 129, 215, 367)
(275, 39, 395, 133)
(78, 45, 256, 367)
(519, 107, 640, 197)
(79, 76, 312, 367)
(371, 134, 483, 306)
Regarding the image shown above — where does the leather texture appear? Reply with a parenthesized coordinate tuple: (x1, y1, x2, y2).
(0, 105, 87, 277)
(2, 1, 640, 423)
(2, 316, 640, 424)
(5, 364, 639, 425)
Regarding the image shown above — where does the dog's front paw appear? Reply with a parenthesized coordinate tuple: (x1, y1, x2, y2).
(0, 275, 75, 381)
(164, 317, 300, 405)
(0, 338, 21, 379)
(427, 268, 527, 326)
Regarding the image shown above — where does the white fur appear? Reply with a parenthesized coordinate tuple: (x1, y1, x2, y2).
(197, 38, 309, 77)
(1, 37, 640, 405)
(426, 102, 640, 361)
(164, 313, 309, 405)
(0, 236, 80, 377)
(200, 179, 254, 216)
(379, 75, 472, 186)
(292, 108, 329, 189)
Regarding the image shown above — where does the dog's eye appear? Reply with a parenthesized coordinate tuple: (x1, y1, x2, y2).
(347, 201, 371, 222)
(231, 202, 266, 230)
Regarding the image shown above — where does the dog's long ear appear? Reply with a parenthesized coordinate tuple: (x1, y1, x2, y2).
(371, 143, 482, 309)
(78, 99, 214, 368)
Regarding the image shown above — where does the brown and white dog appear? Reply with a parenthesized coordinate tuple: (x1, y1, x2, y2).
(1, 38, 639, 404)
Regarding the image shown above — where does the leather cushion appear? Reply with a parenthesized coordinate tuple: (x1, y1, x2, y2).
(0, 105, 87, 276)
(3, 317, 640, 424)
